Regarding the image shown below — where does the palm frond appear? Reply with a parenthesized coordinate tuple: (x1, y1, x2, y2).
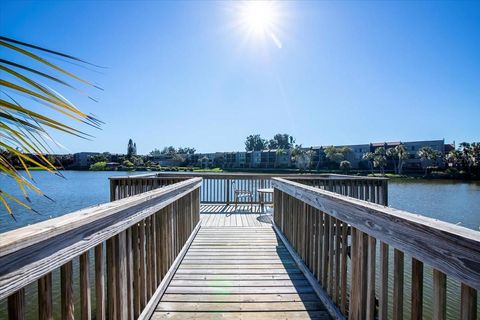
(0, 36, 102, 217)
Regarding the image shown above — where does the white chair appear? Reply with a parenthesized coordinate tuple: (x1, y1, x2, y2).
(232, 181, 253, 212)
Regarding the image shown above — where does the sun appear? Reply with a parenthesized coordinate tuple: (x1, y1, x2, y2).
(240, 1, 276, 35)
(237, 1, 282, 48)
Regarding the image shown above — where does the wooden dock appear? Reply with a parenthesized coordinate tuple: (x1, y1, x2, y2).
(151, 206, 331, 319)
(2, 174, 478, 320)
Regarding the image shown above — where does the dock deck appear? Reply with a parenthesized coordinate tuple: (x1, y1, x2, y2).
(150, 205, 331, 319)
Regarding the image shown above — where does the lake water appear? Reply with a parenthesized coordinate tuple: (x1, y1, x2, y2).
(1, 171, 479, 232)
(1, 171, 479, 318)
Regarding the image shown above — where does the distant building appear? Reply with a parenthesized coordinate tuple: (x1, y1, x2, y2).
(194, 139, 452, 171)
(72, 152, 99, 168)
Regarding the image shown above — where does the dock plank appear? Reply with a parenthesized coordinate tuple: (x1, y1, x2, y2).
(150, 223, 331, 320)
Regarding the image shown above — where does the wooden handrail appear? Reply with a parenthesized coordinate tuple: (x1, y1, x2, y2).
(0, 177, 201, 319)
(109, 172, 388, 180)
(272, 177, 479, 320)
(110, 173, 387, 206)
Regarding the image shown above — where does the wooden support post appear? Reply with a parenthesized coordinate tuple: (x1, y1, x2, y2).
(132, 223, 141, 319)
(433, 269, 446, 320)
(411, 258, 424, 320)
(61, 261, 74, 320)
(38, 273, 52, 320)
(95, 244, 105, 320)
(393, 249, 404, 320)
(116, 231, 128, 320)
(80, 251, 91, 320)
(106, 238, 117, 320)
(460, 283, 477, 320)
(8, 289, 25, 320)
(340, 222, 348, 315)
(366, 236, 376, 320)
(379, 242, 389, 320)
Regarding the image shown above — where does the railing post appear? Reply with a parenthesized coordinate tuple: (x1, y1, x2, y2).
(8, 289, 25, 320)
(226, 178, 230, 205)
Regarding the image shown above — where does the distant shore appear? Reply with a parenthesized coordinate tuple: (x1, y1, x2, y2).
(20, 167, 480, 181)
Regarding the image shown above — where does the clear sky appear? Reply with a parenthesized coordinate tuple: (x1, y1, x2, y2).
(1, 1, 479, 154)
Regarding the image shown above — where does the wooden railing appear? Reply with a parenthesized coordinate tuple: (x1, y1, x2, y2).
(272, 178, 479, 320)
(0, 177, 201, 320)
(109, 175, 189, 201)
(110, 173, 387, 205)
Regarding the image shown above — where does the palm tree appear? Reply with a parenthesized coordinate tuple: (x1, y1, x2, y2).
(417, 147, 440, 176)
(362, 152, 374, 174)
(339, 160, 351, 173)
(387, 145, 409, 174)
(395, 145, 409, 175)
(373, 147, 387, 175)
(386, 147, 398, 174)
(0, 37, 102, 216)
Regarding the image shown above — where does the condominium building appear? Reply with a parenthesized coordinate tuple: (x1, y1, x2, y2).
(195, 139, 452, 170)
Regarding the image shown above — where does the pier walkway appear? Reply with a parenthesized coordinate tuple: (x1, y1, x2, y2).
(1, 174, 478, 320)
(151, 205, 331, 319)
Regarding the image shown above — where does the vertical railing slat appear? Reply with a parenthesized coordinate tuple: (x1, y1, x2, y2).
(95, 244, 105, 320)
(411, 258, 424, 320)
(433, 269, 447, 320)
(80, 251, 91, 320)
(38, 273, 52, 320)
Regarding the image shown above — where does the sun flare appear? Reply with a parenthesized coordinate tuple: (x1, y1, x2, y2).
(241, 1, 275, 34)
(238, 1, 282, 48)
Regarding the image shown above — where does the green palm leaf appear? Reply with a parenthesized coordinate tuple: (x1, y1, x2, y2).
(0, 36, 102, 217)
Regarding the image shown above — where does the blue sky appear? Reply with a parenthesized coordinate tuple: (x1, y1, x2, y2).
(1, 1, 479, 154)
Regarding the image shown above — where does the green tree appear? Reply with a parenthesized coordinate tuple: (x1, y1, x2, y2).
(305, 148, 316, 170)
(362, 152, 375, 174)
(89, 153, 109, 164)
(373, 147, 387, 175)
(267, 133, 295, 150)
(325, 146, 351, 166)
(395, 145, 409, 175)
(0, 37, 102, 215)
(161, 146, 177, 155)
(122, 159, 134, 168)
(245, 134, 266, 151)
(339, 160, 351, 173)
(150, 148, 162, 157)
(127, 139, 136, 158)
(89, 161, 107, 171)
(418, 146, 441, 176)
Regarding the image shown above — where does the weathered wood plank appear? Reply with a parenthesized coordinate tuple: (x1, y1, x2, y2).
(460, 283, 477, 320)
(169, 279, 311, 287)
(94, 244, 105, 320)
(80, 252, 91, 320)
(61, 261, 74, 320)
(433, 269, 446, 320)
(411, 258, 424, 320)
(366, 236, 376, 320)
(161, 293, 319, 302)
(7, 289, 25, 320)
(379, 242, 389, 320)
(38, 273, 52, 320)
(156, 301, 325, 312)
(393, 249, 404, 320)
(175, 268, 303, 274)
(151, 311, 331, 320)
(165, 286, 316, 294)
